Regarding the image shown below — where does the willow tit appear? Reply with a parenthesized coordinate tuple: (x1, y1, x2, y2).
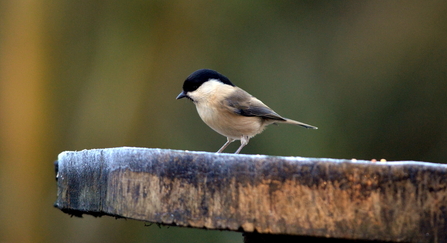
(176, 69, 317, 154)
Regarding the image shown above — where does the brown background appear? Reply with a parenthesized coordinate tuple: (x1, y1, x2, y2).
(1, 1, 446, 242)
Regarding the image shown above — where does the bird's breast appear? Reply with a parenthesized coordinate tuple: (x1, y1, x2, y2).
(195, 101, 265, 139)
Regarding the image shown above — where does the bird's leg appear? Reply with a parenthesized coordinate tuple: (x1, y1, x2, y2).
(234, 136, 250, 154)
(217, 138, 235, 153)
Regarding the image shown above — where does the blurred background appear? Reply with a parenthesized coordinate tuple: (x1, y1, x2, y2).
(1, 1, 446, 242)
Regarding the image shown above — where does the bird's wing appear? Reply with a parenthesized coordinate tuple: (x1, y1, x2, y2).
(224, 88, 286, 121)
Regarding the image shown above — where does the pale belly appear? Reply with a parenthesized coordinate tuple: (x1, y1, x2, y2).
(196, 105, 265, 140)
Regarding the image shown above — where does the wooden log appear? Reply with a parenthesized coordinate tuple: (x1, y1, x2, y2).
(54, 147, 447, 242)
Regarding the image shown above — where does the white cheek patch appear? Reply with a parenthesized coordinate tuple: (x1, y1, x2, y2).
(197, 79, 226, 94)
(188, 79, 227, 102)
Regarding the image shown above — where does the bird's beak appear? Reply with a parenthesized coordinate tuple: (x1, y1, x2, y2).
(176, 91, 188, 99)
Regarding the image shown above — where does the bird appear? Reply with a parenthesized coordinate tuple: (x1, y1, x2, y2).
(176, 69, 317, 154)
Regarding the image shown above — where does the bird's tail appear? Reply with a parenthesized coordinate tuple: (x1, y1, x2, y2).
(281, 118, 318, 129)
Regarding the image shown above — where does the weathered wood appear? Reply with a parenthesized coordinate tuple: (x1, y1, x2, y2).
(54, 147, 447, 242)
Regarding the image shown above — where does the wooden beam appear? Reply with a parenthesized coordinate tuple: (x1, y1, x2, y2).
(54, 147, 447, 242)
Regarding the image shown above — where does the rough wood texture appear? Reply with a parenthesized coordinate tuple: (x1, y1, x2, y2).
(55, 147, 447, 242)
